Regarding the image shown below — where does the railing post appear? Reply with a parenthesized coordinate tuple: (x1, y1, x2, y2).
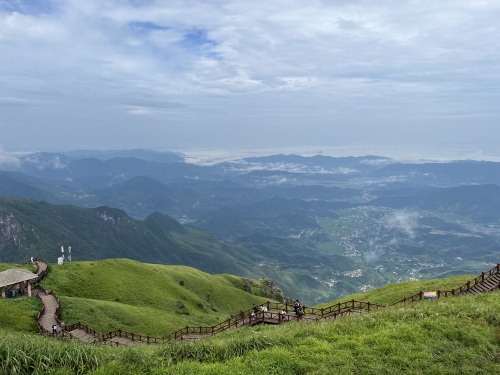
(419, 291, 423, 300)
(437, 290, 441, 299)
(482, 272, 485, 282)
(321, 307, 324, 319)
(367, 302, 370, 312)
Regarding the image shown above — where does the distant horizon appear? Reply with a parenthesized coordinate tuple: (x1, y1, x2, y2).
(179, 145, 500, 165)
(2, 144, 500, 169)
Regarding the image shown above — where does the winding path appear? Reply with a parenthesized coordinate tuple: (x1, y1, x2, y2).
(33, 260, 63, 336)
(32, 259, 500, 346)
(37, 293, 61, 333)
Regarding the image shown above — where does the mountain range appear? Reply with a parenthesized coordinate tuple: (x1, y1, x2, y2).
(1, 149, 500, 304)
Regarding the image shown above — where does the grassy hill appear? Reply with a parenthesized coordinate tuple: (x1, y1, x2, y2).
(317, 273, 475, 307)
(38, 259, 277, 335)
(2, 264, 500, 373)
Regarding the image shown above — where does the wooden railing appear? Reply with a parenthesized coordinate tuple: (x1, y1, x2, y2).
(106, 328, 162, 345)
(390, 263, 500, 305)
(32, 259, 500, 345)
(160, 300, 381, 343)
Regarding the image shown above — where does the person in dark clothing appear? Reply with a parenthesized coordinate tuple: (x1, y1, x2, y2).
(293, 299, 301, 315)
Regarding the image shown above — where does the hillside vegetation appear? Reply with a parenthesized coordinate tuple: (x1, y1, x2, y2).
(1, 197, 324, 303)
(40, 259, 278, 336)
(2, 267, 500, 373)
(0, 197, 259, 278)
(319, 273, 475, 306)
(3, 154, 500, 305)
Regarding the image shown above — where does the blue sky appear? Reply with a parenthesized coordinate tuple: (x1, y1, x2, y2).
(1, 0, 499, 161)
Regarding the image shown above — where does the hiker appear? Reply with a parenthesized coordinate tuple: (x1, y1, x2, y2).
(260, 304, 267, 312)
(52, 324, 57, 335)
(293, 299, 301, 315)
(251, 311, 256, 321)
(279, 309, 286, 321)
(253, 304, 259, 314)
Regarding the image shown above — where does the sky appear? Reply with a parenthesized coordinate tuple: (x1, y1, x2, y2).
(1, 0, 500, 160)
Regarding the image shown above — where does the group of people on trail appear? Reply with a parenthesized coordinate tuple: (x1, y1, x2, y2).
(251, 304, 268, 320)
(250, 300, 304, 322)
(293, 299, 305, 316)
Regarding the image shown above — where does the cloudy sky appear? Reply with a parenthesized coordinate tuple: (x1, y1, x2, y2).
(1, 0, 499, 159)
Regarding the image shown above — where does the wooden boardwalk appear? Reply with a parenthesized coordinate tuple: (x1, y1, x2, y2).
(68, 328, 100, 344)
(460, 273, 500, 296)
(32, 259, 500, 346)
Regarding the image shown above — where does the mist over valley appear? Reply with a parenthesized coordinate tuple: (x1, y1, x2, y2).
(1, 149, 499, 304)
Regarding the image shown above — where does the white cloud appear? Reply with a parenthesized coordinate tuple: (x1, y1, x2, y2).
(0, 0, 499, 152)
(21, 153, 68, 170)
(0, 148, 21, 168)
(383, 210, 420, 239)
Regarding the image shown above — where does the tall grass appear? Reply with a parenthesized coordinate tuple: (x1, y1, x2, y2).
(0, 332, 108, 375)
(3, 259, 500, 373)
(147, 293, 500, 374)
(0, 297, 38, 333)
(4, 292, 500, 374)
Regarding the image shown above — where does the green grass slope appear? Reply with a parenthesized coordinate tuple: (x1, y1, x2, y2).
(317, 273, 475, 307)
(163, 292, 500, 374)
(0, 297, 38, 334)
(2, 291, 500, 374)
(39, 259, 274, 335)
(0, 262, 34, 272)
(4, 260, 500, 373)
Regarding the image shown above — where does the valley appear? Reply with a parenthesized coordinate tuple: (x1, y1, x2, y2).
(1, 151, 500, 304)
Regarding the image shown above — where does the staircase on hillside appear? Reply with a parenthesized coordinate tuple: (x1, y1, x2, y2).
(460, 272, 500, 296)
(31, 259, 500, 346)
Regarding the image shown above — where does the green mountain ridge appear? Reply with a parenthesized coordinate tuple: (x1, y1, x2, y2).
(0, 197, 337, 303)
(0, 197, 259, 278)
(2, 258, 500, 374)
